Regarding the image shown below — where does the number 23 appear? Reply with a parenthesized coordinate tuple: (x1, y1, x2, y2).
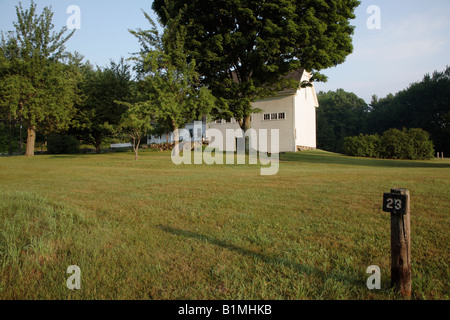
(386, 198, 402, 210)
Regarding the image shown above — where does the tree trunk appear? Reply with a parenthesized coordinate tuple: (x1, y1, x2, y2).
(25, 125, 36, 157)
(95, 136, 102, 154)
(134, 138, 140, 161)
(238, 115, 252, 153)
(173, 123, 179, 157)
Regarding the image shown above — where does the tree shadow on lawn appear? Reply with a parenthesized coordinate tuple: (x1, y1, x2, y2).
(158, 225, 363, 290)
(281, 151, 450, 169)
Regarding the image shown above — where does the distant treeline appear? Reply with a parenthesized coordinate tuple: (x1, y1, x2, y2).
(317, 66, 450, 156)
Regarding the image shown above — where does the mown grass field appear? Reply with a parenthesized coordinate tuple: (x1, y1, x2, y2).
(0, 150, 449, 300)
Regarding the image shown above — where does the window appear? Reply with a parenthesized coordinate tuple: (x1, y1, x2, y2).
(264, 114, 271, 121)
(215, 120, 222, 124)
(278, 112, 285, 120)
(271, 113, 278, 120)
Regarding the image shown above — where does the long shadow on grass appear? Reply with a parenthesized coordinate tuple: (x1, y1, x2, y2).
(281, 151, 450, 168)
(158, 225, 363, 289)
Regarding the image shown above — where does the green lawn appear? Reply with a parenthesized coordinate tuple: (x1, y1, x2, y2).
(0, 150, 449, 299)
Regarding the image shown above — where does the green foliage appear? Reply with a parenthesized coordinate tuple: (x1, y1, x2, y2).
(368, 66, 450, 154)
(128, 9, 215, 133)
(407, 128, 436, 160)
(0, 124, 11, 153)
(70, 59, 132, 153)
(150, 120, 174, 142)
(0, 1, 79, 156)
(152, 0, 360, 128)
(0, 119, 27, 154)
(344, 128, 434, 160)
(47, 134, 80, 154)
(317, 89, 369, 153)
(381, 128, 434, 160)
(318, 66, 449, 156)
(343, 133, 380, 158)
(118, 103, 153, 145)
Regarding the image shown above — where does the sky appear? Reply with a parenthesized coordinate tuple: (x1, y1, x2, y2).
(1, 0, 449, 103)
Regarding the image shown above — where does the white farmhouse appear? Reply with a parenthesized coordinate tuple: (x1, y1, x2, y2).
(147, 69, 319, 153)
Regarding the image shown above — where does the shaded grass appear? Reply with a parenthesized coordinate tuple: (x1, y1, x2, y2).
(281, 149, 450, 168)
(0, 149, 448, 299)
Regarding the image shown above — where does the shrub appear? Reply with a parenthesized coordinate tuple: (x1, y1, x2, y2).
(407, 128, 435, 160)
(380, 128, 413, 159)
(344, 128, 434, 160)
(344, 133, 380, 158)
(381, 128, 434, 160)
(47, 134, 80, 154)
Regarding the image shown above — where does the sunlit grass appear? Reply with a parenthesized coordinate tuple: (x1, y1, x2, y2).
(0, 149, 448, 299)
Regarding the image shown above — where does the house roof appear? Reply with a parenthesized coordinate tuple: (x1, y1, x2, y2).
(279, 68, 306, 95)
(281, 68, 306, 82)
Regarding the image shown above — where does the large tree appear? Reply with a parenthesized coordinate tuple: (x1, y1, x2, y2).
(153, 0, 360, 141)
(129, 10, 216, 156)
(71, 59, 132, 153)
(0, 1, 78, 157)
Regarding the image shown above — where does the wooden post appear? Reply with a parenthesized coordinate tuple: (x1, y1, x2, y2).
(390, 188, 411, 298)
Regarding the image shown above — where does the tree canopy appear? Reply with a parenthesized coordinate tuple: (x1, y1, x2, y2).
(71, 59, 132, 153)
(0, 1, 78, 156)
(129, 10, 216, 155)
(118, 103, 153, 160)
(152, 0, 360, 133)
(316, 89, 369, 153)
(317, 66, 450, 155)
(367, 66, 450, 154)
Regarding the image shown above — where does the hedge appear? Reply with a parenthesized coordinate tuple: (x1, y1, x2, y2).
(344, 128, 434, 160)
